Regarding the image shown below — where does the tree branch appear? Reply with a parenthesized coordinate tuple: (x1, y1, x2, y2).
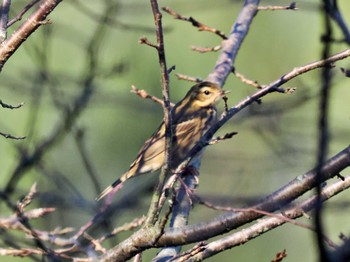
(0, 0, 62, 71)
(185, 174, 348, 260)
(206, 0, 260, 85)
(0, 0, 11, 42)
(143, 0, 173, 227)
(157, 145, 350, 245)
(314, 3, 333, 261)
(162, 7, 228, 39)
(99, 145, 350, 261)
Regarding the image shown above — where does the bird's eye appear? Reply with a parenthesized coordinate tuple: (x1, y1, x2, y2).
(204, 90, 210, 95)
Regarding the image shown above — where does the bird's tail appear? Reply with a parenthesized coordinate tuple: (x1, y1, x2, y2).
(96, 178, 122, 201)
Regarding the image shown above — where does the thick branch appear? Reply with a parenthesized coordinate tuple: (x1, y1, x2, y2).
(157, 145, 350, 245)
(206, 0, 259, 85)
(186, 175, 350, 261)
(99, 146, 350, 261)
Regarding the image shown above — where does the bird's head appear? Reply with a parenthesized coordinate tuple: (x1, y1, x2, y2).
(188, 81, 229, 108)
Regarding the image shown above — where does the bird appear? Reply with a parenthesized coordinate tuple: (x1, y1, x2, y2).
(96, 81, 228, 201)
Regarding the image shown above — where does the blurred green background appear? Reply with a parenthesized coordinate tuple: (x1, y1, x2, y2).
(1, 0, 350, 261)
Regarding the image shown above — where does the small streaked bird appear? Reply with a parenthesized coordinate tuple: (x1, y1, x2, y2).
(97, 81, 228, 200)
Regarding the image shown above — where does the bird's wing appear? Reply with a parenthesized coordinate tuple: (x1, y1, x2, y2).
(174, 118, 198, 140)
(171, 118, 202, 164)
(127, 123, 166, 174)
(127, 117, 203, 175)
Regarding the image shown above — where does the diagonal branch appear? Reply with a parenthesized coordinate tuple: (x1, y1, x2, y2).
(184, 176, 350, 261)
(157, 145, 350, 246)
(99, 145, 350, 261)
(6, 0, 40, 28)
(0, 0, 62, 72)
(206, 0, 259, 85)
(324, 0, 350, 44)
(162, 6, 227, 39)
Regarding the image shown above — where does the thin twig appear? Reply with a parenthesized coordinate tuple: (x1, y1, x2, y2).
(6, 0, 40, 28)
(131, 85, 175, 107)
(194, 195, 337, 247)
(0, 100, 24, 109)
(162, 7, 227, 39)
(258, 2, 298, 11)
(74, 128, 102, 195)
(209, 132, 237, 145)
(138, 36, 158, 49)
(232, 68, 263, 89)
(17, 183, 37, 212)
(271, 250, 287, 262)
(14, 185, 58, 259)
(72, 0, 155, 33)
(175, 74, 202, 83)
(84, 233, 106, 254)
(98, 217, 146, 243)
(0, 208, 55, 230)
(0, 131, 26, 140)
(191, 45, 222, 53)
(167, 65, 176, 74)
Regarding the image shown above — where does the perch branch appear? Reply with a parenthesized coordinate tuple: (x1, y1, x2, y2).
(180, 176, 349, 261)
(143, 0, 173, 227)
(99, 145, 350, 261)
